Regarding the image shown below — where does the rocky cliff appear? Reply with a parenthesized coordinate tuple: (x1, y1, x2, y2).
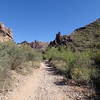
(0, 23, 13, 42)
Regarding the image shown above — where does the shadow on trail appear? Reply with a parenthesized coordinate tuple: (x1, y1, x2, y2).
(44, 61, 97, 100)
(45, 63, 65, 76)
(54, 81, 66, 86)
(44, 61, 67, 86)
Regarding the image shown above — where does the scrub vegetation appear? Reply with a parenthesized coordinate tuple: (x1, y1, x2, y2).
(0, 41, 42, 91)
(43, 47, 100, 84)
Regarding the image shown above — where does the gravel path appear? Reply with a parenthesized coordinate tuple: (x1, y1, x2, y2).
(2, 62, 69, 100)
(1, 62, 90, 100)
(29, 62, 69, 100)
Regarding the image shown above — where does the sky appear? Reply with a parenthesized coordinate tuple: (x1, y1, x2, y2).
(0, 0, 100, 43)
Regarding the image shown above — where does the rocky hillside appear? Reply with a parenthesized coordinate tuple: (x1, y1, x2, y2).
(18, 40, 48, 51)
(0, 23, 13, 42)
(71, 18, 100, 51)
(49, 19, 100, 51)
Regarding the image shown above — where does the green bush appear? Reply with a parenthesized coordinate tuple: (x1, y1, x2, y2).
(92, 50, 100, 66)
(71, 60, 97, 82)
(21, 44, 42, 62)
(44, 47, 98, 83)
(51, 60, 68, 75)
(44, 47, 77, 63)
(0, 41, 42, 91)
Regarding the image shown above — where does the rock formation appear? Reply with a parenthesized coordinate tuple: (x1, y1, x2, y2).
(49, 32, 73, 47)
(18, 40, 48, 51)
(0, 23, 13, 42)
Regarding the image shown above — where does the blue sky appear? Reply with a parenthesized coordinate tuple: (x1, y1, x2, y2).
(0, 0, 100, 43)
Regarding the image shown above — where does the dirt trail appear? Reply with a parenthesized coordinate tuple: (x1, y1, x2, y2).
(3, 62, 70, 100)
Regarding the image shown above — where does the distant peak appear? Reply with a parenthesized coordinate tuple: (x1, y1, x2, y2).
(96, 18, 100, 22)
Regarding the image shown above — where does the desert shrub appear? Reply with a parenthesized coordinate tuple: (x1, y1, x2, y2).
(71, 66, 97, 83)
(43, 47, 61, 60)
(71, 58, 97, 82)
(92, 50, 100, 67)
(44, 47, 77, 63)
(0, 41, 42, 91)
(70, 51, 98, 82)
(21, 44, 42, 62)
(44, 47, 78, 78)
(51, 60, 68, 75)
(44, 47, 98, 83)
(90, 50, 100, 83)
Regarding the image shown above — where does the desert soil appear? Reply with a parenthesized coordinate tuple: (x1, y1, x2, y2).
(1, 62, 90, 100)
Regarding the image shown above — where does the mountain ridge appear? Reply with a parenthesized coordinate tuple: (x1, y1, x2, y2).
(49, 18, 100, 51)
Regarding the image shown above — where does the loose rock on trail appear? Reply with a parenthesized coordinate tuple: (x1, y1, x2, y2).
(1, 62, 89, 100)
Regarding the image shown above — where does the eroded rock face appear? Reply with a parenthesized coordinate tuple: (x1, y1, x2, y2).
(0, 23, 13, 42)
(49, 32, 73, 47)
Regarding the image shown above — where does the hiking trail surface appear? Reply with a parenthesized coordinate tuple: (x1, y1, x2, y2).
(1, 62, 88, 100)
